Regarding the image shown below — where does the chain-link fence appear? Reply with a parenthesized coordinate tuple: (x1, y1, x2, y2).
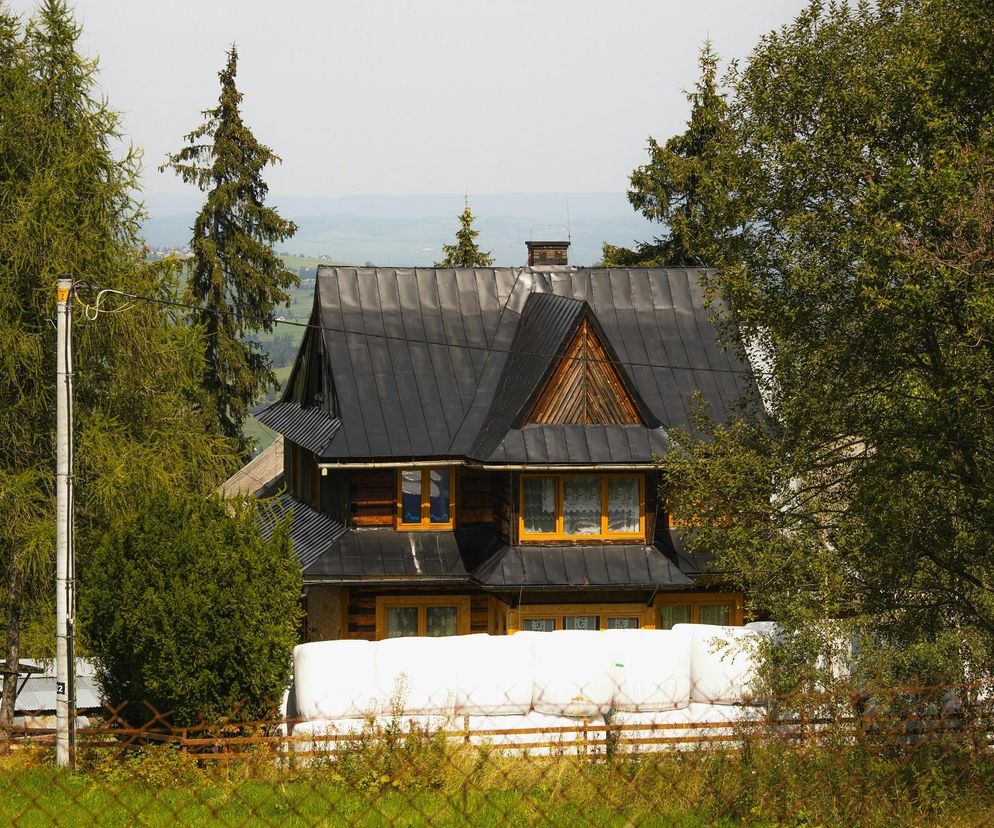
(4, 629, 994, 826)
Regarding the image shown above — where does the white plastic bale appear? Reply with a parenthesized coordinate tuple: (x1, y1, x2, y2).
(608, 703, 766, 752)
(293, 640, 378, 720)
(675, 624, 764, 705)
(453, 633, 535, 716)
(603, 629, 692, 712)
(463, 711, 607, 756)
(374, 635, 475, 716)
(529, 631, 616, 717)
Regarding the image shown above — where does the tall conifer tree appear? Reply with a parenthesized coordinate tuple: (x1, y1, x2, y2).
(435, 199, 493, 267)
(603, 41, 741, 267)
(0, 1, 237, 731)
(162, 47, 298, 450)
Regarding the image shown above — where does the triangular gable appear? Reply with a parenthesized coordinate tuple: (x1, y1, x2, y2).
(524, 316, 643, 426)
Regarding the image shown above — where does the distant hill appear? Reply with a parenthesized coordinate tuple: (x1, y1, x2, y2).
(140, 192, 659, 267)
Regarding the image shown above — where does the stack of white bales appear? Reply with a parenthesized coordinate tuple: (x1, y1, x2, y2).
(291, 625, 772, 753)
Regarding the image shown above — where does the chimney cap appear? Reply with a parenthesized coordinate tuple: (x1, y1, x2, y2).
(526, 239, 570, 267)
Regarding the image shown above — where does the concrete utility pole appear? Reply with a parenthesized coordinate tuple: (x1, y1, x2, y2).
(55, 276, 76, 770)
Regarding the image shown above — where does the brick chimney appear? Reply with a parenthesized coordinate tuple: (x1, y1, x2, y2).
(526, 240, 570, 267)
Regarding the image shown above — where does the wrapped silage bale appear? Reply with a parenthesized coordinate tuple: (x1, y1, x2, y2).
(676, 624, 764, 705)
(608, 702, 766, 753)
(462, 711, 607, 755)
(374, 635, 468, 716)
(603, 629, 692, 712)
(293, 640, 379, 720)
(530, 631, 616, 717)
(453, 632, 535, 716)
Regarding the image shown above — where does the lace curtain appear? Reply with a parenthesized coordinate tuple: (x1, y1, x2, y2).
(563, 476, 600, 534)
(607, 477, 640, 533)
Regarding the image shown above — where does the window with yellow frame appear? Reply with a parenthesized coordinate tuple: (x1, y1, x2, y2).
(518, 473, 644, 541)
(653, 593, 744, 629)
(396, 467, 455, 530)
(513, 602, 653, 632)
(375, 596, 471, 639)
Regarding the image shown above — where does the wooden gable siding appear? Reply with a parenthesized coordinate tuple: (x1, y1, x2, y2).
(350, 469, 394, 526)
(347, 587, 495, 640)
(526, 319, 641, 425)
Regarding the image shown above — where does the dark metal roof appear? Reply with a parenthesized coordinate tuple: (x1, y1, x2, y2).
(256, 401, 340, 455)
(267, 267, 756, 464)
(472, 543, 694, 590)
(300, 525, 504, 582)
(257, 491, 348, 571)
(484, 424, 669, 465)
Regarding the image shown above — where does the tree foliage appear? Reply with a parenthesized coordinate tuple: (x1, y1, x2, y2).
(0, 1, 238, 729)
(662, 0, 994, 685)
(435, 201, 493, 267)
(603, 41, 743, 267)
(82, 489, 301, 727)
(162, 47, 298, 451)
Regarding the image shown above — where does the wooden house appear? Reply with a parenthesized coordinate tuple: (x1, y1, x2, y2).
(252, 243, 755, 641)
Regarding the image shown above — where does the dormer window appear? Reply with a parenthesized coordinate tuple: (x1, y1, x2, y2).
(519, 474, 644, 541)
(396, 467, 455, 530)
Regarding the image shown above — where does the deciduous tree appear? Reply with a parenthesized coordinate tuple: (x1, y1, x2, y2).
(663, 0, 994, 686)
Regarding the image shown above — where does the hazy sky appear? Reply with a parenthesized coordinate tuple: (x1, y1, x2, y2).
(9, 0, 811, 198)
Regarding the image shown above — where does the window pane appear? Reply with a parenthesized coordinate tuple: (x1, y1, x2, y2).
(386, 606, 418, 638)
(606, 616, 640, 630)
(401, 471, 422, 524)
(563, 476, 601, 535)
(698, 604, 730, 626)
(523, 478, 556, 534)
(426, 606, 458, 636)
(607, 478, 640, 533)
(564, 615, 599, 631)
(522, 618, 556, 632)
(429, 469, 450, 523)
(659, 604, 691, 630)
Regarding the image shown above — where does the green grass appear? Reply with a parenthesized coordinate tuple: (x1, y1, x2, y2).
(0, 763, 728, 828)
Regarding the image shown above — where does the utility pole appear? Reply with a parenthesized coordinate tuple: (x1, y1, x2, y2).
(55, 276, 76, 770)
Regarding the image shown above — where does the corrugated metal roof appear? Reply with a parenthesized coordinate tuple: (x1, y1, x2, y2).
(471, 543, 694, 590)
(256, 402, 340, 455)
(257, 491, 348, 571)
(8, 660, 101, 712)
(301, 525, 503, 582)
(262, 267, 756, 464)
(484, 424, 669, 464)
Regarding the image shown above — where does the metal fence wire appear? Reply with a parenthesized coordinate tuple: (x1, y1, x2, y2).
(3, 677, 994, 827)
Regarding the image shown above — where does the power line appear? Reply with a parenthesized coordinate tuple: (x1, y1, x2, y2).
(74, 283, 746, 375)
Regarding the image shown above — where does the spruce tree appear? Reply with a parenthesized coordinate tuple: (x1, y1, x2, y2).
(0, 1, 237, 731)
(603, 41, 741, 267)
(435, 199, 493, 267)
(162, 47, 298, 450)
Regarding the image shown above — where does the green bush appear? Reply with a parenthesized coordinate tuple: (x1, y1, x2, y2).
(81, 488, 301, 727)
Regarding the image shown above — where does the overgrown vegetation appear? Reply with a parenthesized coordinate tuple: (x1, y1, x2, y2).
(3, 720, 994, 827)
